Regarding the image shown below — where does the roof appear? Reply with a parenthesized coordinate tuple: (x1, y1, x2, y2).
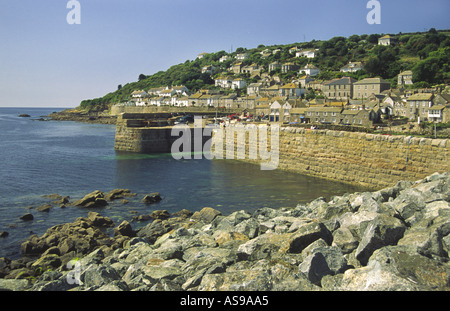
(354, 77, 390, 85)
(407, 93, 434, 101)
(324, 77, 357, 86)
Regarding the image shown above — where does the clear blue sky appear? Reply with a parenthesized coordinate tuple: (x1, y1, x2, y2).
(0, 0, 449, 108)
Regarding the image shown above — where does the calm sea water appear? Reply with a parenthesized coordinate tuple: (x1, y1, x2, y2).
(0, 107, 365, 259)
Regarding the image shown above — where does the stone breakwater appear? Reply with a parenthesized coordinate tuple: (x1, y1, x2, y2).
(1, 172, 450, 291)
(214, 126, 450, 190)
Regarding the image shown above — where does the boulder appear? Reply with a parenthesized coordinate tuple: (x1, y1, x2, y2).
(191, 207, 222, 224)
(73, 190, 108, 208)
(299, 246, 348, 286)
(142, 193, 162, 204)
(355, 214, 406, 265)
(282, 221, 333, 254)
(20, 213, 34, 221)
(150, 210, 170, 220)
(114, 220, 135, 238)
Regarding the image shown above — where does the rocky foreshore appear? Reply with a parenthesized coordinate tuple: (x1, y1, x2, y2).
(1, 172, 449, 291)
(46, 109, 117, 125)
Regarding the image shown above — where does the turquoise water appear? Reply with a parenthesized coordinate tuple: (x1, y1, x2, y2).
(0, 107, 365, 259)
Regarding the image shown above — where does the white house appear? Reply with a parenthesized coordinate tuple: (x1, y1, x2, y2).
(300, 64, 320, 76)
(149, 97, 164, 106)
(340, 62, 364, 73)
(219, 55, 231, 63)
(236, 53, 249, 60)
(232, 78, 247, 90)
(202, 65, 217, 74)
(215, 77, 233, 88)
(296, 49, 317, 59)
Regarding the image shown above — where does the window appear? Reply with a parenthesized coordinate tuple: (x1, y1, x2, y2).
(332, 112, 336, 116)
(323, 112, 327, 116)
(315, 112, 319, 116)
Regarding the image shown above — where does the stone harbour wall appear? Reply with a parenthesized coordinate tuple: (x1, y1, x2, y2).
(213, 126, 450, 189)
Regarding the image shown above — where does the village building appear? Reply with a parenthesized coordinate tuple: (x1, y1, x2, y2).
(300, 64, 320, 76)
(406, 93, 434, 122)
(281, 63, 299, 73)
(353, 77, 391, 99)
(295, 49, 318, 58)
(378, 35, 397, 46)
(398, 70, 413, 86)
(322, 77, 356, 100)
(340, 62, 365, 73)
(279, 82, 305, 98)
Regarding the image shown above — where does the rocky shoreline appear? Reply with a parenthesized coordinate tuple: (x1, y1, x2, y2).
(46, 108, 117, 125)
(0, 172, 449, 291)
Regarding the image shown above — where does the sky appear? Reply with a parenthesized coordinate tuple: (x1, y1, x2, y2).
(0, 0, 449, 108)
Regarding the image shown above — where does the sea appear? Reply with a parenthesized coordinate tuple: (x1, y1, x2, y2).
(0, 107, 366, 259)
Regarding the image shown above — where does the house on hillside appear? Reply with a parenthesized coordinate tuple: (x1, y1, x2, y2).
(282, 63, 299, 73)
(269, 61, 281, 72)
(279, 83, 305, 98)
(236, 53, 249, 61)
(322, 77, 356, 100)
(215, 77, 233, 89)
(232, 78, 247, 90)
(300, 64, 320, 76)
(378, 35, 397, 46)
(202, 65, 217, 75)
(353, 78, 391, 99)
(296, 49, 317, 59)
(398, 70, 413, 86)
(247, 82, 263, 96)
(197, 53, 209, 59)
(230, 62, 243, 74)
(340, 62, 365, 73)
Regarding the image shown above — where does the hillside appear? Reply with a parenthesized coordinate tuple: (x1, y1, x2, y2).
(79, 29, 450, 112)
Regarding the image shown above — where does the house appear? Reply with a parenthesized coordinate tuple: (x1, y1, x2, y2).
(279, 82, 305, 98)
(202, 65, 217, 75)
(173, 96, 189, 107)
(230, 62, 243, 74)
(269, 61, 281, 72)
(300, 64, 320, 76)
(236, 53, 249, 61)
(247, 82, 263, 96)
(231, 78, 247, 90)
(149, 96, 164, 106)
(159, 89, 176, 97)
(172, 85, 190, 96)
(378, 35, 397, 46)
(290, 108, 308, 123)
(341, 109, 376, 127)
(219, 55, 231, 63)
(383, 94, 407, 117)
(340, 62, 364, 73)
(353, 78, 391, 99)
(406, 93, 434, 122)
(215, 77, 233, 89)
(295, 49, 317, 59)
(197, 53, 209, 59)
(219, 94, 237, 109)
(322, 77, 356, 100)
(281, 63, 299, 73)
(428, 105, 447, 123)
(298, 75, 315, 88)
(304, 107, 343, 124)
(260, 84, 281, 97)
(241, 63, 261, 75)
(398, 70, 413, 86)
(269, 100, 292, 122)
(131, 90, 148, 100)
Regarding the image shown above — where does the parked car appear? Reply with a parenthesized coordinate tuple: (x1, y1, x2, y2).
(174, 115, 195, 124)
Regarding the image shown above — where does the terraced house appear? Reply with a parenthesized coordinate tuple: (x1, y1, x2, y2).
(353, 78, 391, 99)
(406, 93, 434, 122)
(322, 77, 356, 100)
